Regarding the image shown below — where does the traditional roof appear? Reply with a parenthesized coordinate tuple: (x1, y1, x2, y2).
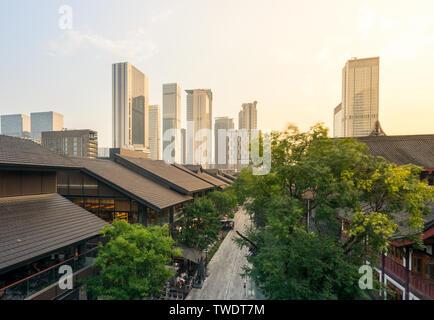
(204, 169, 234, 185)
(0, 193, 107, 273)
(73, 158, 192, 211)
(221, 172, 237, 181)
(113, 155, 214, 195)
(174, 164, 229, 188)
(357, 135, 434, 169)
(0, 135, 78, 169)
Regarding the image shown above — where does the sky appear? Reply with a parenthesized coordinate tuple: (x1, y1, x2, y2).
(0, 0, 433, 148)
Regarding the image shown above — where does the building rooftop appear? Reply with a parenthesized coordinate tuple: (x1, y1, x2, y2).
(357, 134, 434, 169)
(0, 193, 107, 273)
(204, 169, 234, 185)
(73, 158, 192, 211)
(0, 135, 79, 169)
(176, 164, 229, 188)
(113, 155, 215, 195)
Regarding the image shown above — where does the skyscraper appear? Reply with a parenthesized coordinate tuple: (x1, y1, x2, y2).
(214, 117, 234, 166)
(30, 111, 64, 142)
(162, 83, 181, 162)
(238, 101, 258, 130)
(0, 114, 31, 138)
(186, 89, 213, 165)
(112, 62, 149, 150)
(339, 57, 380, 137)
(181, 128, 186, 165)
(148, 105, 161, 160)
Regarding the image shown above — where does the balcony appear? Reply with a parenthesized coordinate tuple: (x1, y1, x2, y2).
(0, 247, 98, 300)
(383, 255, 434, 300)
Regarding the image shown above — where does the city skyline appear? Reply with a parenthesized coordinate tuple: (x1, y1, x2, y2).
(1, 0, 434, 149)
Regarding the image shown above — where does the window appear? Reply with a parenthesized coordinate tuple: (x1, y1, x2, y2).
(413, 257, 422, 273)
(425, 264, 434, 280)
(73, 137, 78, 156)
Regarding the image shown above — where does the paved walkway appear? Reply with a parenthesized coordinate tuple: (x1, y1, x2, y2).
(186, 208, 264, 300)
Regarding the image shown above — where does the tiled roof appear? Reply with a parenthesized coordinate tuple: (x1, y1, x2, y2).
(0, 135, 78, 169)
(204, 170, 234, 185)
(73, 158, 192, 211)
(175, 164, 229, 188)
(113, 155, 214, 194)
(357, 135, 434, 169)
(0, 193, 107, 273)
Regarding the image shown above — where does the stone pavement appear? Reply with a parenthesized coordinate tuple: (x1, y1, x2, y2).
(186, 208, 265, 300)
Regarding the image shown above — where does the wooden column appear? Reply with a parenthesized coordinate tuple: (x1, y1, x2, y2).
(405, 248, 410, 300)
(381, 252, 385, 299)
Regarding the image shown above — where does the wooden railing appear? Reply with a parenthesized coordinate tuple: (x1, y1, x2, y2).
(382, 255, 434, 300)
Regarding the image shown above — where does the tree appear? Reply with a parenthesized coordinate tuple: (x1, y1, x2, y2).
(207, 189, 238, 218)
(85, 220, 181, 300)
(177, 197, 221, 251)
(233, 123, 433, 299)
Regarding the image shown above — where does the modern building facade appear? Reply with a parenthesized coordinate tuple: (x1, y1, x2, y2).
(0, 114, 31, 138)
(186, 89, 213, 165)
(148, 105, 161, 160)
(181, 128, 186, 165)
(30, 112, 64, 142)
(162, 83, 182, 162)
(340, 57, 380, 137)
(238, 101, 258, 130)
(214, 117, 235, 166)
(41, 129, 98, 159)
(112, 62, 149, 150)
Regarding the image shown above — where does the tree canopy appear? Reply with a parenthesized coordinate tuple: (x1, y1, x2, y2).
(233, 123, 433, 299)
(207, 189, 238, 218)
(176, 197, 221, 251)
(85, 220, 180, 300)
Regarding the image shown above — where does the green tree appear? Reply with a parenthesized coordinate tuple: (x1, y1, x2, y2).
(85, 220, 181, 300)
(234, 123, 433, 299)
(177, 197, 221, 251)
(207, 189, 238, 218)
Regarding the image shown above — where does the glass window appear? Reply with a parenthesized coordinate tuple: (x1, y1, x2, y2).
(69, 171, 83, 196)
(83, 175, 98, 197)
(57, 171, 69, 195)
(84, 199, 99, 214)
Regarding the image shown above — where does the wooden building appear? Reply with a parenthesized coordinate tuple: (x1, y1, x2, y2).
(0, 135, 107, 300)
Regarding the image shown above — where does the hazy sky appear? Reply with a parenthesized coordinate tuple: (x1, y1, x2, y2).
(0, 0, 433, 147)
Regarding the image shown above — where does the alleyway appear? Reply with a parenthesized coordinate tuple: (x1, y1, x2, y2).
(186, 208, 264, 300)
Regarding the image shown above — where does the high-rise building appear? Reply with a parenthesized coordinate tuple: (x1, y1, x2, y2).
(148, 105, 161, 160)
(339, 57, 380, 137)
(162, 83, 181, 162)
(181, 128, 186, 165)
(31, 112, 64, 142)
(0, 114, 31, 138)
(186, 89, 213, 165)
(214, 117, 234, 166)
(41, 129, 98, 158)
(112, 62, 149, 150)
(238, 101, 258, 130)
